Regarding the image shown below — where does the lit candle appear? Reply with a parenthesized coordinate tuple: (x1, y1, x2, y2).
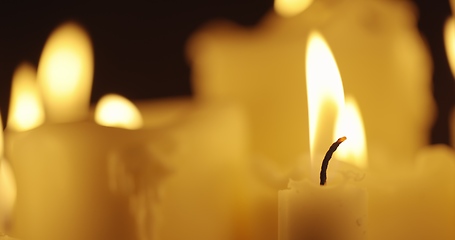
(6, 22, 139, 240)
(278, 31, 367, 240)
(6, 21, 251, 240)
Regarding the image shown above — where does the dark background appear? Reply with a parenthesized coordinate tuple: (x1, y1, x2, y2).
(0, 0, 454, 145)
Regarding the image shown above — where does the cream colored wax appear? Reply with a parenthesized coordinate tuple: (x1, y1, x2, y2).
(363, 145, 455, 240)
(107, 99, 252, 240)
(279, 179, 367, 240)
(187, 0, 433, 171)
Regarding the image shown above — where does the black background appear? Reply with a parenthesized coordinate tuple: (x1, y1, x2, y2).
(0, 0, 454, 145)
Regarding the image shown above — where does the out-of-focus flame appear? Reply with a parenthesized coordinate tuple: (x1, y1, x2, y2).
(444, 16, 455, 77)
(306, 31, 345, 162)
(0, 118, 3, 158)
(274, 0, 313, 18)
(7, 63, 45, 131)
(95, 94, 143, 130)
(334, 96, 368, 168)
(0, 116, 17, 229)
(37, 21, 93, 123)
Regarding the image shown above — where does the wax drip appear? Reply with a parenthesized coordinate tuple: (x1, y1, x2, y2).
(320, 136, 347, 186)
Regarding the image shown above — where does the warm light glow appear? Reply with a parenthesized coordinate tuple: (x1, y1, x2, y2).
(95, 94, 143, 130)
(334, 96, 368, 168)
(306, 31, 345, 162)
(0, 117, 3, 157)
(274, 0, 313, 18)
(7, 63, 45, 131)
(444, 16, 455, 77)
(37, 22, 94, 123)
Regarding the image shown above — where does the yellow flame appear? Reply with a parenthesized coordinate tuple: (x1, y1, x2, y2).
(274, 0, 313, 18)
(95, 94, 143, 130)
(444, 16, 455, 78)
(0, 116, 3, 157)
(333, 96, 368, 168)
(306, 31, 345, 162)
(37, 22, 93, 123)
(7, 63, 45, 131)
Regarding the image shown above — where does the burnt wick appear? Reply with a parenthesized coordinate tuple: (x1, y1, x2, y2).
(320, 136, 347, 186)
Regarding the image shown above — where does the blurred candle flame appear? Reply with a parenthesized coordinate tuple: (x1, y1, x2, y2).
(306, 31, 345, 162)
(7, 63, 45, 131)
(274, 0, 313, 18)
(37, 22, 94, 123)
(334, 96, 368, 168)
(95, 94, 143, 130)
(444, 16, 455, 78)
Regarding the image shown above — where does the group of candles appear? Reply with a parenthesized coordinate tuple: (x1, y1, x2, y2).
(1, 0, 455, 240)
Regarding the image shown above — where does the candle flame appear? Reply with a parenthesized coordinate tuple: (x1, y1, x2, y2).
(444, 16, 455, 78)
(306, 31, 345, 162)
(274, 0, 313, 18)
(0, 117, 3, 157)
(333, 96, 368, 168)
(95, 94, 143, 130)
(37, 22, 94, 123)
(7, 63, 45, 131)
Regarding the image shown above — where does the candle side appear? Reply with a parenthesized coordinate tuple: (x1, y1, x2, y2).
(278, 179, 367, 240)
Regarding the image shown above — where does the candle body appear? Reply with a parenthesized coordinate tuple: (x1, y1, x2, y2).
(7, 97, 252, 240)
(279, 179, 367, 240)
(187, 0, 432, 170)
(7, 122, 138, 240)
(364, 145, 455, 240)
(5, 98, 186, 240)
(118, 100, 251, 240)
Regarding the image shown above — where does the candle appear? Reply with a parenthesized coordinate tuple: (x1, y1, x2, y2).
(279, 168, 367, 240)
(0, 117, 17, 233)
(5, 22, 145, 240)
(107, 99, 250, 240)
(6, 21, 252, 240)
(278, 31, 367, 240)
(362, 145, 455, 240)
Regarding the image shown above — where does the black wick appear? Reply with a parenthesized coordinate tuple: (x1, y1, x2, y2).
(320, 136, 347, 186)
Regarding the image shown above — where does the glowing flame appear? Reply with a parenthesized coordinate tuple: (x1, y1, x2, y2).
(274, 0, 313, 18)
(7, 63, 45, 131)
(0, 118, 3, 158)
(306, 31, 345, 161)
(445, 16, 455, 77)
(37, 22, 94, 123)
(95, 94, 143, 130)
(334, 96, 367, 168)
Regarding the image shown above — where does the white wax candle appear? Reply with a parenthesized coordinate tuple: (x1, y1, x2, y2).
(107, 100, 250, 240)
(363, 145, 455, 240)
(279, 178, 367, 240)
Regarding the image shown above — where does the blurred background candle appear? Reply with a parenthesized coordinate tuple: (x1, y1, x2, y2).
(5, 22, 138, 240)
(0, 117, 17, 233)
(6, 20, 254, 240)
